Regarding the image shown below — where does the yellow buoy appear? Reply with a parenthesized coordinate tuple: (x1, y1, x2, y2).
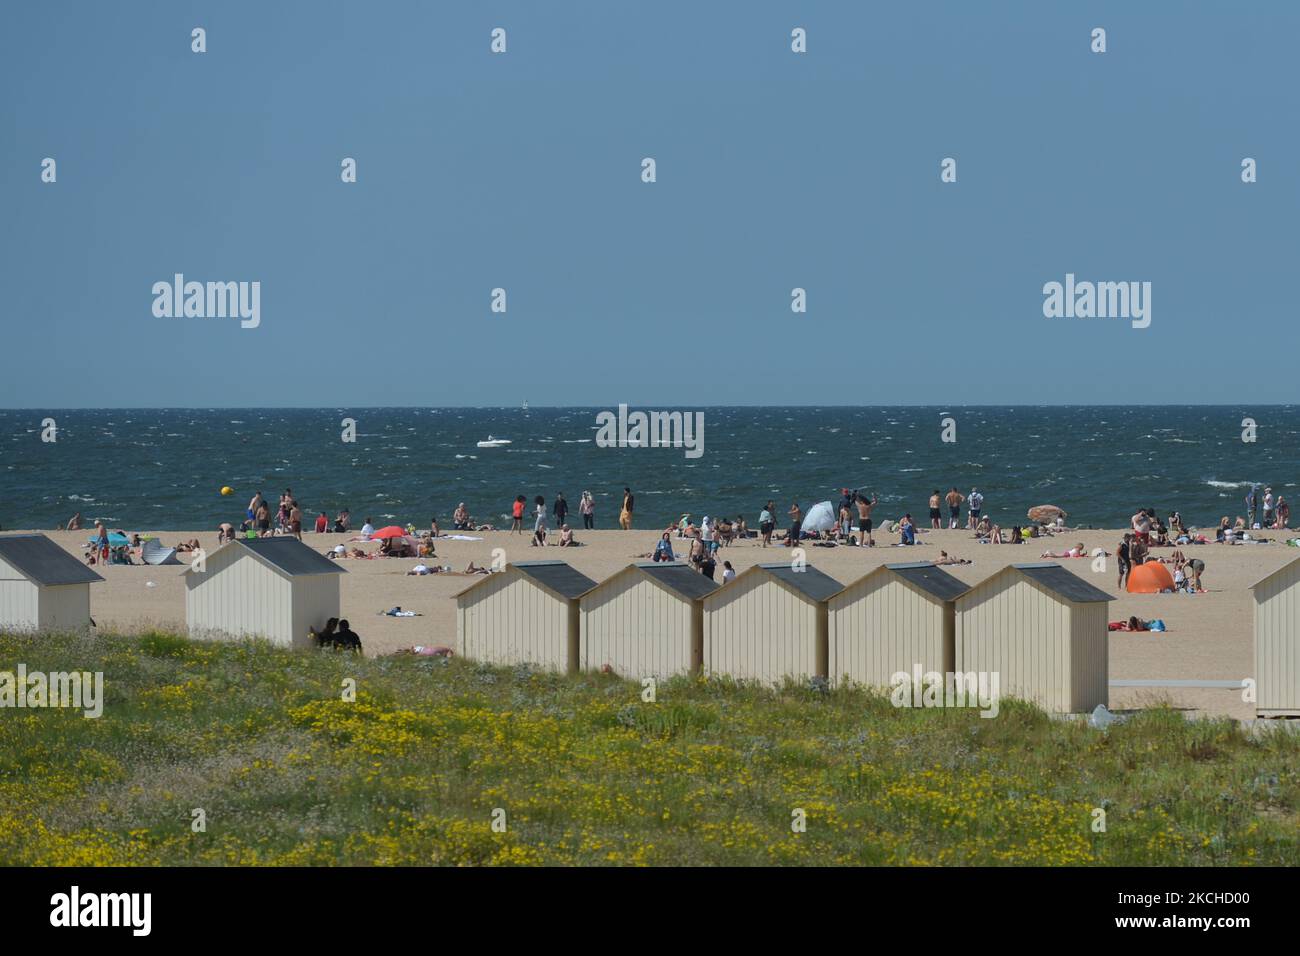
(220, 486, 234, 496)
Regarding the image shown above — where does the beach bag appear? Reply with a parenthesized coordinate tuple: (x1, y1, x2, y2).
(1148, 619, 1166, 632)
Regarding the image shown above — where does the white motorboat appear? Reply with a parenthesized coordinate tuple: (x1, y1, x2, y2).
(476, 435, 512, 448)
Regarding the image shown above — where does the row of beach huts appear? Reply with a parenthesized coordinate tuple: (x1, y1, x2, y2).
(3, 532, 1300, 716)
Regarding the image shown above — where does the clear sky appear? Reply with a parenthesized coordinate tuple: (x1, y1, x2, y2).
(2, 2, 1296, 407)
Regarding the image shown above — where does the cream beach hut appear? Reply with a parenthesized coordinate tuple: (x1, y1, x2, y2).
(702, 563, 843, 683)
(1250, 556, 1300, 716)
(828, 562, 968, 688)
(579, 562, 719, 679)
(0, 534, 103, 632)
(184, 537, 345, 648)
(455, 560, 597, 674)
(954, 562, 1111, 713)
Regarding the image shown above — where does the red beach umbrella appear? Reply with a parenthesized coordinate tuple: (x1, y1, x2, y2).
(371, 526, 407, 539)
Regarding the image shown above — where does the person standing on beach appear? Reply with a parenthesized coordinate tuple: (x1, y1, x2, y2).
(855, 492, 877, 547)
(247, 491, 263, 526)
(759, 501, 775, 547)
(1117, 533, 1132, 589)
(256, 501, 271, 537)
(554, 492, 569, 528)
(1263, 487, 1275, 528)
(945, 488, 964, 529)
(928, 490, 942, 530)
(534, 495, 547, 535)
(967, 488, 984, 529)
(289, 501, 303, 541)
(315, 511, 328, 534)
(787, 501, 802, 546)
(620, 487, 634, 530)
(511, 495, 525, 534)
(1245, 485, 1258, 528)
(579, 491, 594, 529)
(93, 520, 108, 563)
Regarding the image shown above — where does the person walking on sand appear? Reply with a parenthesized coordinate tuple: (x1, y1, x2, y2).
(534, 495, 547, 535)
(579, 490, 595, 529)
(945, 487, 964, 529)
(787, 501, 802, 547)
(967, 487, 984, 529)
(620, 487, 634, 530)
(928, 490, 942, 530)
(511, 495, 525, 534)
(759, 501, 775, 547)
(93, 520, 108, 564)
(553, 492, 569, 528)
(855, 492, 878, 547)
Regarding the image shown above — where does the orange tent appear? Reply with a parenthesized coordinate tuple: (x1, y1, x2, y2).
(1127, 561, 1175, 593)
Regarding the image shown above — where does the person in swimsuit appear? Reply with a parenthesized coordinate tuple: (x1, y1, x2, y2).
(945, 488, 964, 529)
(928, 490, 942, 529)
(787, 501, 802, 547)
(855, 492, 878, 547)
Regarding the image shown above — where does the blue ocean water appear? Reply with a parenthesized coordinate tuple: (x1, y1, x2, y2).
(1, 407, 1296, 532)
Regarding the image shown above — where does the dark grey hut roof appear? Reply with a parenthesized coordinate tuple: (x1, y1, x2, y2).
(633, 561, 720, 601)
(512, 561, 597, 600)
(232, 537, 346, 577)
(884, 562, 969, 602)
(758, 563, 843, 603)
(0, 534, 104, 586)
(1012, 563, 1111, 603)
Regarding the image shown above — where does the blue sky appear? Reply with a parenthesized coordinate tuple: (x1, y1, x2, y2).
(2, 2, 1296, 407)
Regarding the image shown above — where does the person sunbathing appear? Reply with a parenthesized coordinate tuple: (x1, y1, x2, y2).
(558, 525, 577, 547)
(1041, 542, 1086, 558)
(465, 561, 491, 574)
(932, 551, 971, 565)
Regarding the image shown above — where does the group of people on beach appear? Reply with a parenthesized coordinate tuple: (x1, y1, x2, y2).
(503, 488, 634, 548)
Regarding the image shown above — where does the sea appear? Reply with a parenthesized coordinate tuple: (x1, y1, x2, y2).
(1, 406, 1297, 532)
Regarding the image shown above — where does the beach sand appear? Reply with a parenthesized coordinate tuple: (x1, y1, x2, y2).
(30, 525, 1296, 720)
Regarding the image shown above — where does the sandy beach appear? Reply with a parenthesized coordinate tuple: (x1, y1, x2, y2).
(26, 524, 1297, 721)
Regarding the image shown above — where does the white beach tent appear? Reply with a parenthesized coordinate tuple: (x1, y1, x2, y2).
(801, 501, 836, 533)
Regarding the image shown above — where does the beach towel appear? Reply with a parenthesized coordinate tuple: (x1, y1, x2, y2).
(383, 607, 421, 617)
(441, 534, 483, 541)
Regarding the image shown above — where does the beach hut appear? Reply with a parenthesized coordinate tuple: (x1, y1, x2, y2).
(954, 563, 1111, 713)
(702, 563, 842, 683)
(827, 562, 968, 688)
(455, 561, 597, 673)
(1250, 556, 1300, 716)
(579, 562, 719, 679)
(0, 533, 103, 632)
(184, 537, 345, 648)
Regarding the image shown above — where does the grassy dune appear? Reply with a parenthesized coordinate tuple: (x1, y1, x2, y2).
(1, 630, 1297, 866)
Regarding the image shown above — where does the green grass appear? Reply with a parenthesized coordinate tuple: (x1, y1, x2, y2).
(1, 630, 1297, 865)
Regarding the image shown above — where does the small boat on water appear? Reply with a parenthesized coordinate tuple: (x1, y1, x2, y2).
(476, 435, 512, 448)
